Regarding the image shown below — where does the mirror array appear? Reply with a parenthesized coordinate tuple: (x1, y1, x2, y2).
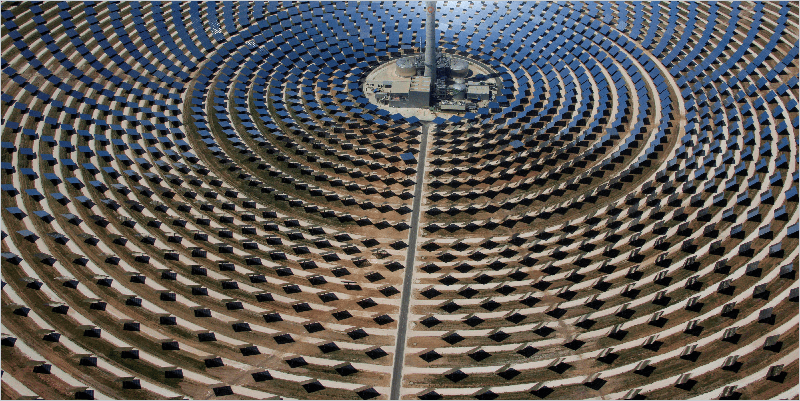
(1, 1, 797, 400)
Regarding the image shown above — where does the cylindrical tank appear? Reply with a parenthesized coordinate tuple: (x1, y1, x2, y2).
(396, 57, 417, 77)
(451, 83, 466, 100)
(451, 59, 470, 78)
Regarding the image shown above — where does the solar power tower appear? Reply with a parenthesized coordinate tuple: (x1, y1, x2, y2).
(424, 0, 437, 85)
